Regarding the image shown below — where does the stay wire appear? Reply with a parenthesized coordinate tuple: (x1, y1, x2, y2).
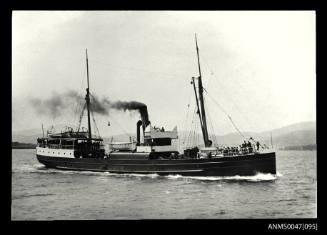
(200, 54, 256, 132)
(186, 110, 195, 147)
(90, 109, 101, 138)
(109, 115, 132, 138)
(205, 77, 268, 145)
(205, 101, 218, 146)
(185, 107, 197, 148)
(204, 88, 245, 139)
(181, 85, 193, 141)
(77, 103, 86, 132)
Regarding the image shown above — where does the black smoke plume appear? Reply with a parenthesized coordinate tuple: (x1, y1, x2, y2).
(29, 90, 83, 118)
(29, 90, 150, 126)
(108, 100, 150, 127)
(93, 97, 150, 126)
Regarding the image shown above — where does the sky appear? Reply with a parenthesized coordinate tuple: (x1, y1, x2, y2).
(12, 11, 316, 137)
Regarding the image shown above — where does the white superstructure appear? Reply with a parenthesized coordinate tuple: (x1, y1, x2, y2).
(36, 147, 75, 158)
(135, 125, 178, 153)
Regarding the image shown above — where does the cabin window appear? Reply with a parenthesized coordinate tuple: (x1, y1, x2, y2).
(152, 138, 172, 146)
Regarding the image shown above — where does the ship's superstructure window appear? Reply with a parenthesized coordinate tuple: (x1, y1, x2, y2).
(152, 138, 172, 146)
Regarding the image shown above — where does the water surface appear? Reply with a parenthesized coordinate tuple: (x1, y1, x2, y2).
(12, 149, 317, 220)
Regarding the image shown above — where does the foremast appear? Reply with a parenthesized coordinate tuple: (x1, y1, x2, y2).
(85, 49, 92, 142)
(193, 34, 211, 147)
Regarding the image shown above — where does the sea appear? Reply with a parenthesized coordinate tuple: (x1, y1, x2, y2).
(11, 149, 317, 220)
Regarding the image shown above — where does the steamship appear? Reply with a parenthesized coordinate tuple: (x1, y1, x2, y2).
(36, 38, 276, 176)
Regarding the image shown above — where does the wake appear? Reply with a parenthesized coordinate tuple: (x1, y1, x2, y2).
(13, 164, 282, 182)
(166, 172, 281, 182)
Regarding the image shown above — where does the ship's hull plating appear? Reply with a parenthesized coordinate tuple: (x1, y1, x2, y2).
(36, 152, 276, 176)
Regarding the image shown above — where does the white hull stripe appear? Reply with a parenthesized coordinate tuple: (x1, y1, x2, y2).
(55, 166, 203, 173)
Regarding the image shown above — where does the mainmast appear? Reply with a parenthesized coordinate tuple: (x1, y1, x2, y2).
(85, 49, 92, 141)
(191, 76, 205, 143)
(194, 34, 211, 147)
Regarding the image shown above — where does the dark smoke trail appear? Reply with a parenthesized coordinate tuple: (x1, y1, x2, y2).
(89, 96, 109, 115)
(29, 90, 150, 126)
(29, 90, 83, 118)
(109, 100, 150, 126)
(92, 96, 150, 126)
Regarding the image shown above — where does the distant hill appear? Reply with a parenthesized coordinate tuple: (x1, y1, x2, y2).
(12, 121, 316, 150)
(12, 130, 41, 144)
(266, 121, 316, 137)
(269, 129, 316, 148)
(178, 121, 316, 149)
(280, 144, 316, 151)
(12, 141, 37, 149)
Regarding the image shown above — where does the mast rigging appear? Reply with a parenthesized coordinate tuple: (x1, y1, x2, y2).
(194, 34, 211, 147)
(191, 77, 206, 145)
(85, 49, 92, 141)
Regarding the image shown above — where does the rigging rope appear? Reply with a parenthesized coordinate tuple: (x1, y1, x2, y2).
(73, 60, 89, 130)
(205, 101, 218, 146)
(70, 88, 84, 130)
(193, 107, 200, 146)
(227, 115, 245, 139)
(185, 112, 194, 147)
(181, 83, 193, 134)
(201, 56, 215, 89)
(199, 55, 271, 145)
(193, 114, 198, 146)
(88, 93, 133, 139)
(185, 107, 198, 148)
(204, 88, 245, 139)
(204, 73, 269, 145)
(109, 115, 132, 138)
(77, 103, 86, 132)
(181, 105, 191, 145)
(90, 109, 101, 138)
(201, 54, 255, 124)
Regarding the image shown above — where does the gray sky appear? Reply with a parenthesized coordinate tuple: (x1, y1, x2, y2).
(12, 11, 316, 136)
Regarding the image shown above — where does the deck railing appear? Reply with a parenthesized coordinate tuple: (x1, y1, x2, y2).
(37, 143, 105, 150)
(37, 144, 74, 149)
(220, 147, 256, 156)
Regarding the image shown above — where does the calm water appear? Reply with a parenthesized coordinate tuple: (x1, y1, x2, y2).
(11, 149, 316, 220)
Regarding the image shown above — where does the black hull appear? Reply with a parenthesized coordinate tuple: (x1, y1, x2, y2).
(36, 152, 276, 176)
